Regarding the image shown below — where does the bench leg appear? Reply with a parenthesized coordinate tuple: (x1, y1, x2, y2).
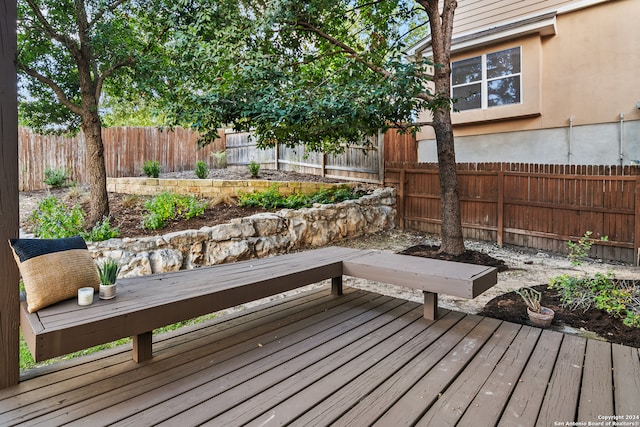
(133, 332, 153, 362)
(423, 291, 438, 320)
(332, 276, 343, 296)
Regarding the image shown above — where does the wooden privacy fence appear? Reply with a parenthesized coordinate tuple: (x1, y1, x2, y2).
(386, 162, 640, 264)
(226, 131, 385, 184)
(19, 127, 225, 191)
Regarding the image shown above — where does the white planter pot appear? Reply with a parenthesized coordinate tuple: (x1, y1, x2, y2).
(99, 283, 117, 300)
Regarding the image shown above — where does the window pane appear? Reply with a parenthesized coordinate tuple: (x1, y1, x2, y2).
(453, 83, 482, 111)
(488, 76, 521, 107)
(487, 47, 521, 79)
(452, 56, 482, 85)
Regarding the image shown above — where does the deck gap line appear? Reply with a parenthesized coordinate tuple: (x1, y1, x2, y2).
(284, 312, 478, 427)
(1, 292, 386, 424)
(370, 316, 505, 427)
(232, 304, 433, 427)
(49, 297, 406, 426)
(155, 300, 420, 424)
(14, 285, 340, 390)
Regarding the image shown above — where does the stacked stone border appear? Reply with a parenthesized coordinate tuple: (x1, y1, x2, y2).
(92, 182, 397, 277)
(106, 177, 350, 198)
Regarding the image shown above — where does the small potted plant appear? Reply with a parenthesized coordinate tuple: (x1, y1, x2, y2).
(97, 259, 121, 300)
(515, 287, 554, 327)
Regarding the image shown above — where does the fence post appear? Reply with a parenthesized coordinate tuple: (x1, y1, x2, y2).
(398, 169, 406, 229)
(0, 0, 20, 388)
(497, 171, 504, 247)
(635, 176, 640, 266)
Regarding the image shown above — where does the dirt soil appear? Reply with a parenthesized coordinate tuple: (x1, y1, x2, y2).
(19, 171, 640, 347)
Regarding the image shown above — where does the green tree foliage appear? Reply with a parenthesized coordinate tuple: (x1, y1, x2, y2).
(152, 0, 464, 254)
(154, 1, 433, 152)
(16, 0, 173, 224)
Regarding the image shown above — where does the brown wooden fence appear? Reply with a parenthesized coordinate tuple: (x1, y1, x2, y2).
(18, 127, 225, 191)
(385, 162, 640, 264)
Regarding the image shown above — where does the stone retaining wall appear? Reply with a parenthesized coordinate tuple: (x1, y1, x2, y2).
(89, 188, 396, 277)
(106, 177, 349, 198)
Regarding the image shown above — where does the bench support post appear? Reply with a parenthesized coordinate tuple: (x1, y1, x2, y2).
(331, 276, 343, 296)
(133, 332, 153, 362)
(423, 291, 438, 320)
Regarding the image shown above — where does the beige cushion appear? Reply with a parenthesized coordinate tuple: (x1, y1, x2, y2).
(9, 236, 100, 313)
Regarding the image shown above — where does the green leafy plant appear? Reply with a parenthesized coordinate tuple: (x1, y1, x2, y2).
(210, 151, 227, 169)
(43, 167, 69, 188)
(85, 216, 120, 241)
(567, 231, 608, 266)
(548, 233, 640, 329)
(248, 161, 260, 178)
(194, 160, 209, 179)
(238, 184, 363, 210)
(96, 259, 121, 285)
(550, 274, 640, 328)
(514, 287, 542, 313)
(142, 192, 207, 230)
(29, 196, 85, 238)
(143, 160, 161, 178)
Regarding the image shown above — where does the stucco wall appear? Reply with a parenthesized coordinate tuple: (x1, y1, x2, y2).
(418, 121, 640, 165)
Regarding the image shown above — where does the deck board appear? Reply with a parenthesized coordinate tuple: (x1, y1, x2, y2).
(612, 343, 640, 416)
(578, 339, 614, 421)
(2, 286, 639, 427)
(497, 330, 564, 427)
(457, 326, 542, 427)
(536, 334, 587, 426)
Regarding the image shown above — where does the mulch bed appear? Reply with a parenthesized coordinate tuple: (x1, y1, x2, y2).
(102, 194, 268, 239)
(402, 245, 640, 348)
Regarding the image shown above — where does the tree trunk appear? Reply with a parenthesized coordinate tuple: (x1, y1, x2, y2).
(82, 111, 109, 225)
(433, 107, 464, 255)
(421, 0, 465, 256)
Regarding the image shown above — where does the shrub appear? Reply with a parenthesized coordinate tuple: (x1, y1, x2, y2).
(567, 231, 608, 266)
(195, 160, 209, 179)
(29, 196, 85, 238)
(548, 231, 640, 329)
(143, 192, 206, 230)
(211, 151, 227, 169)
(43, 167, 69, 188)
(85, 216, 120, 241)
(248, 161, 260, 178)
(143, 160, 161, 178)
(238, 184, 362, 210)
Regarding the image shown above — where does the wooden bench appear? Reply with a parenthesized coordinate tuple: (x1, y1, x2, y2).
(20, 246, 497, 363)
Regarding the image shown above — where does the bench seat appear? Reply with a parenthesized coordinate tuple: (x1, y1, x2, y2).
(20, 246, 497, 363)
(343, 252, 498, 319)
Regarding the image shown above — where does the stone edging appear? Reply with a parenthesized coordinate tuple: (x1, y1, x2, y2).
(90, 188, 397, 277)
(106, 177, 352, 198)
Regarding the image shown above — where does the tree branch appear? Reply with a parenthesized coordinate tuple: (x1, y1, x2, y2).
(88, 0, 128, 28)
(95, 58, 135, 100)
(294, 20, 392, 79)
(17, 62, 83, 115)
(23, 0, 77, 51)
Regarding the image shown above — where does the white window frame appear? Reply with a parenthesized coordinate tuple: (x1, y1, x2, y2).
(451, 46, 523, 111)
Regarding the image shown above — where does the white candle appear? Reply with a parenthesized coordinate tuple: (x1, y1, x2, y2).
(78, 287, 94, 306)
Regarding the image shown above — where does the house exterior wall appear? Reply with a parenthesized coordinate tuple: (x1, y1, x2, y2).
(415, 0, 640, 165)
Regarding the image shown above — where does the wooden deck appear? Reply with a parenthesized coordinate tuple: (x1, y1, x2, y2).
(1, 286, 639, 426)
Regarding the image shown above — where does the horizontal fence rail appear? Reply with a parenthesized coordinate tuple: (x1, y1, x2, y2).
(386, 162, 640, 264)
